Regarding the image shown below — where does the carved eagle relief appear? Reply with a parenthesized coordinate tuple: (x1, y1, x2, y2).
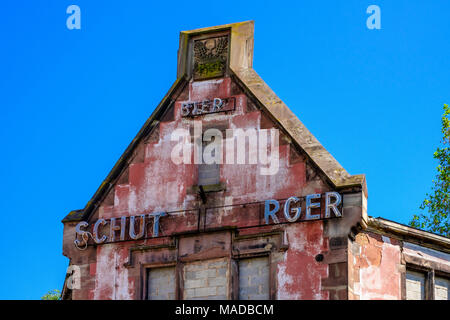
(193, 36, 229, 80)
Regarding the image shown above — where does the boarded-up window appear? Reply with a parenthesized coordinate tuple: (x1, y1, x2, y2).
(198, 126, 225, 186)
(183, 258, 229, 300)
(406, 270, 425, 300)
(198, 163, 220, 186)
(147, 267, 176, 300)
(238, 257, 270, 300)
(435, 277, 450, 300)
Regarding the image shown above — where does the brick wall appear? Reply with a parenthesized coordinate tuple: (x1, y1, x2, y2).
(147, 266, 176, 300)
(322, 262, 348, 300)
(238, 257, 270, 300)
(183, 258, 229, 300)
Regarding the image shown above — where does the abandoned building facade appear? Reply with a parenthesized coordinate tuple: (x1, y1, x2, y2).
(61, 21, 450, 300)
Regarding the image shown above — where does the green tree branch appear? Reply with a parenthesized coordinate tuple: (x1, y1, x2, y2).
(409, 104, 450, 237)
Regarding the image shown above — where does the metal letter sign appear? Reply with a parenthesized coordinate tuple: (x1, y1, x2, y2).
(73, 192, 343, 250)
(181, 97, 235, 117)
(74, 212, 168, 250)
(264, 192, 342, 225)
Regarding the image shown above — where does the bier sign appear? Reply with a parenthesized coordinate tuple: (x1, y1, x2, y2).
(180, 97, 235, 117)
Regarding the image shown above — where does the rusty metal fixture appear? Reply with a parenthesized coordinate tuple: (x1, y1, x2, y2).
(129, 215, 146, 240)
(198, 185, 207, 204)
(149, 212, 166, 238)
(93, 219, 107, 244)
(74, 221, 90, 250)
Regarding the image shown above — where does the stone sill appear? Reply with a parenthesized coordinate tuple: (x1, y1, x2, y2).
(190, 182, 226, 194)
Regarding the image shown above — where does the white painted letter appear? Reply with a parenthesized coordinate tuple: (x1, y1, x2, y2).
(193, 121, 203, 164)
(171, 128, 192, 165)
(203, 128, 223, 164)
(66, 5, 81, 30)
(366, 5, 381, 30)
(259, 128, 279, 176)
(66, 265, 81, 290)
(225, 129, 235, 164)
(234, 128, 258, 164)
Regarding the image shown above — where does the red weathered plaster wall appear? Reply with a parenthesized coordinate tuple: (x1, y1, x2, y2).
(69, 76, 335, 300)
(350, 232, 402, 300)
(277, 221, 329, 300)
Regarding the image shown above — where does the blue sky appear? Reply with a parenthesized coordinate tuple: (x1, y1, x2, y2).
(0, 0, 449, 299)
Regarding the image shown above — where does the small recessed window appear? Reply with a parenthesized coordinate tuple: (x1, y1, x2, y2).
(238, 257, 270, 300)
(183, 259, 229, 300)
(147, 267, 176, 300)
(198, 127, 225, 187)
(406, 270, 425, 300)
(435, 277, 450, 300)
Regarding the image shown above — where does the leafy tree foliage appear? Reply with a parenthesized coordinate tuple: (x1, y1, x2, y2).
(41, 289, 61, 300)
(409, 104, 449, 237)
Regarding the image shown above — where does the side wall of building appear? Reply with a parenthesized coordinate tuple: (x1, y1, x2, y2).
(348, 229, 450, 300)
(349, 231, 403, 299)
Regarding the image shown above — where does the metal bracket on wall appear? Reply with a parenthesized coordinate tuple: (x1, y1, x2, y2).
(198, 185, 207, 204)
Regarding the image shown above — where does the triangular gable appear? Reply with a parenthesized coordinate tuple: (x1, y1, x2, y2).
(63, 21, 366, 223)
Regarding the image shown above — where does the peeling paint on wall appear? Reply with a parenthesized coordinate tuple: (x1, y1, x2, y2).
(354, 233, 402, 300)
(277, 222, 328, 300)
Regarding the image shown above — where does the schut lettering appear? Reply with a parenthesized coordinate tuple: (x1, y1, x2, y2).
(73, 212, 166, 250)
